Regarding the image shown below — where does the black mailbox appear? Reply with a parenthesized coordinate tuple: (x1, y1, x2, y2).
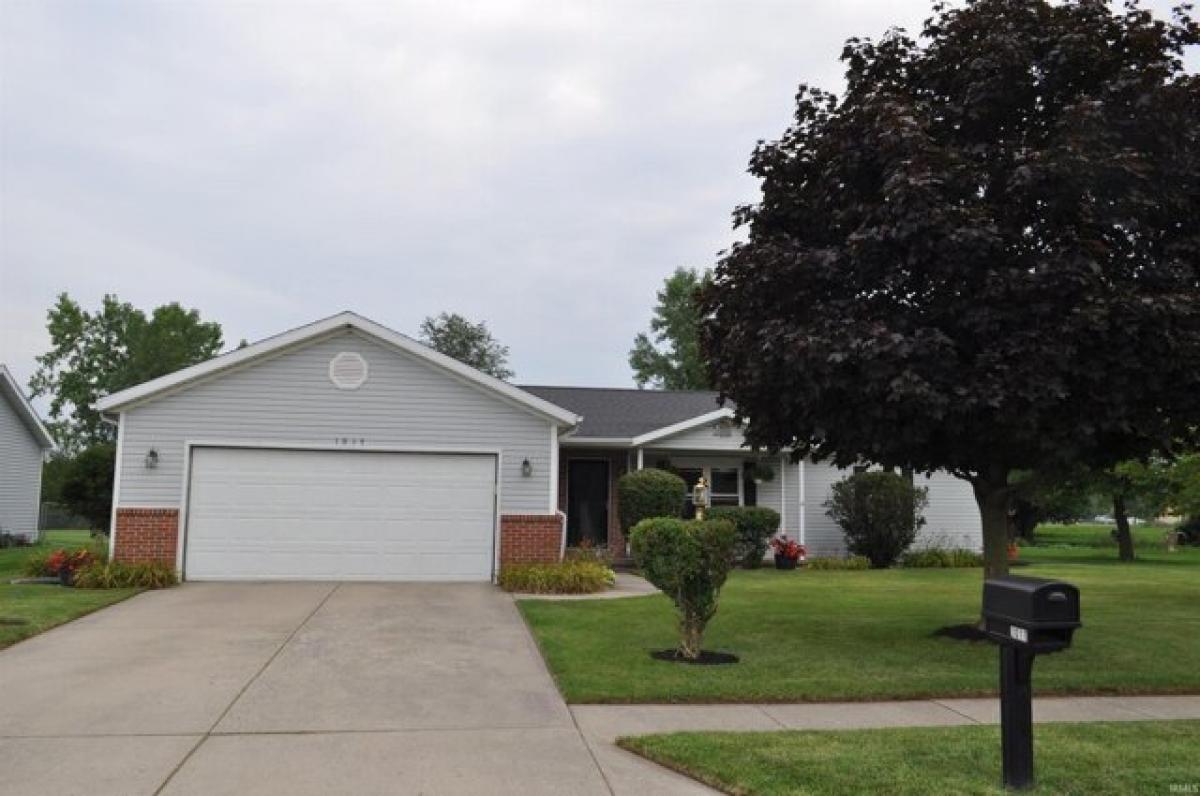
(983, 576, 1080, 653)
(981, 574, 1081, 791)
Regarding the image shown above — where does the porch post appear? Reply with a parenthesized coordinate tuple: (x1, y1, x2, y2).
(636, 448, 644, 470)
(798, 457, 807, 545)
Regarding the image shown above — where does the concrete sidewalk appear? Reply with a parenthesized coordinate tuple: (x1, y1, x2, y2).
(572, 694, 1200, 742)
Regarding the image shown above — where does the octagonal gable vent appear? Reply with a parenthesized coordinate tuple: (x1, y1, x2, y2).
(329, 352, 369, 390)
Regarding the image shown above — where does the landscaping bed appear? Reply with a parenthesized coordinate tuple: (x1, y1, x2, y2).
(618, 719, 1200, 795)
(519, 543, 1200, 703)
(0, 530, 140, 650)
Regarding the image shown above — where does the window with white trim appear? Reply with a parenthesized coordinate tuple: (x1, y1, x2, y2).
(678, 465, 743, 518)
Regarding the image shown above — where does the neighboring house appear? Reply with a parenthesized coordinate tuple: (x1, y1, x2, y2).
(94, 311, 981, 582)
(0, 365, 54, 542)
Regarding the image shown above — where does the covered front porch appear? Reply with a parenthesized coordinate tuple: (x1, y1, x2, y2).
(555, 445, 777, 560)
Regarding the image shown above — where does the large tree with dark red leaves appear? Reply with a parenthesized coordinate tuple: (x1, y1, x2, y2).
(700, 0, 1200, 578)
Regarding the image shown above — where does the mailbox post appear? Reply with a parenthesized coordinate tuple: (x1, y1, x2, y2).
(982, 575, 1081, 790)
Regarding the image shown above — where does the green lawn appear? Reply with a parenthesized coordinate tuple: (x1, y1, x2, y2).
(1033, 521, 1180, 549)
(519, 540, 1200, 703)
(0, 530, 139, 650)
(618, 720, 1200, 795)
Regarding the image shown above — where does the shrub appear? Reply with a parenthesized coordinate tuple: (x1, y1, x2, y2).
(497, 561, 615, 594)
(72, 561, 179, 589)
(805, 555, 871, 570)
(900, 548, 984, 568)
(825, 471, 929, 568)
(21, 549, 56, 577)
(629, 517, 736, 660)
(708, 506, 781, 568)
(617, 469, 686, 533)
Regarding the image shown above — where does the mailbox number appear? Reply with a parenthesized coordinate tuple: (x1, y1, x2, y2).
(1009, 625, 1028, 643)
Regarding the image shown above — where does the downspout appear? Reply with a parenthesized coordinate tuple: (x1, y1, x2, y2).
(101, 411, 122, 562)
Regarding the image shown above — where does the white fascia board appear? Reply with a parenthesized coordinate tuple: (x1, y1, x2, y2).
(0, 365, 54, 449)
(558, 436, 635, 448)
(93, 311, 582, 427)
(630, 407, 737, 447)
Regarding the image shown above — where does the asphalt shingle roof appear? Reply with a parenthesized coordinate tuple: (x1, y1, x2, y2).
(518, 385, 726, 438)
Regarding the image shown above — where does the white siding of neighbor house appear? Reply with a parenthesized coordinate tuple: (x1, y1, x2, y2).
(115, 330, 556, 514)
(0, 393, 44, 539)
(914, 472, 983, 551)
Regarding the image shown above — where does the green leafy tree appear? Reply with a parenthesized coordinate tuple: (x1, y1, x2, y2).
(699, 0, 1200, 580)
(1167, 453, 1200, 518)
(30, 294, 223, 452)
(59, 443, 116, 532)
(418, 312, 513, 380)
(629, 268, 712, 390)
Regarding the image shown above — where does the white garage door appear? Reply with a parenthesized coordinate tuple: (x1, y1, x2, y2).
(184, 447, 497, 581)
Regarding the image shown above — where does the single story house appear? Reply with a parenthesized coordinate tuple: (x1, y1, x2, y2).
(0, 364, 54, 542)
(95, 311, 981, 581)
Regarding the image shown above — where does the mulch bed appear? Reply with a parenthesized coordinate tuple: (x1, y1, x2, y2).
(931, 623, 996, 643)
(650, 649, 740, 665)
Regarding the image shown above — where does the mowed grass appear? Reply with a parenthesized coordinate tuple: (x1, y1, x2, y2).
(618, 720, 1200, 796)
(519, 534, 1200, 703)
(0, 530, 139, 650)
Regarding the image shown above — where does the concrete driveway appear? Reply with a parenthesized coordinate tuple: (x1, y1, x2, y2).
(0, 583, 709, 795)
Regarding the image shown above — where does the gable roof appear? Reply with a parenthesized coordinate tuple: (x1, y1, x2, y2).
(93, 311, 582, 426)
(0, 365, 54, 449)
(519, 385, 729, 439)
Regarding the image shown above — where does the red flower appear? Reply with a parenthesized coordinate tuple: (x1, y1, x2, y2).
(770, 535, 807, 561)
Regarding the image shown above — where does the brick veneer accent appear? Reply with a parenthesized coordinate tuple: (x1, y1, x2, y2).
(500, 514, 563, 566)
(114, 508, 179, 565)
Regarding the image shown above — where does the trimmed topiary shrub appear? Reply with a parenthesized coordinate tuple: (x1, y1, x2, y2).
(708, 506, 781, 568)
(900, 548, 984, 568)
(629, 517, 736, 660)
(825, 471, 929, 568)
(617, 468, 687, 532)
(72, 560, 178, 589)
(497, 561, 615, 594)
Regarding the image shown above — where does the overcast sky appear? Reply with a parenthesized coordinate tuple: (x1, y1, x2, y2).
(1, 1, 1193, 404)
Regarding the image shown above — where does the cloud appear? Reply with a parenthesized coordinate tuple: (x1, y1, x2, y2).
(2, 0, 1193, 401)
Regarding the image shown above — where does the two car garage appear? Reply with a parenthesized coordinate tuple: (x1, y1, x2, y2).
(185, 447, 498, 581)
(95, 312, 579, 582)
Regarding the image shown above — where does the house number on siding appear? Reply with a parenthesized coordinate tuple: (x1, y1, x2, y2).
(335, 437, 367, 446)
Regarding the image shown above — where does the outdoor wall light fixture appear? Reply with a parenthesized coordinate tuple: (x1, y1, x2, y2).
(521, 458, 533, 477)
(144, 449, 159, 469)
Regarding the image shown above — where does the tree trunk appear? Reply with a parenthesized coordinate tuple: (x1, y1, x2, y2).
(1113, 494, 1135, 562)
(972, 469, 1011, 581)
(678, 615, 703, 660)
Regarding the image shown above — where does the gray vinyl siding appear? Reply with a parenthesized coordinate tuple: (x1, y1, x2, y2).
(0, 395, 43, 539)
(914, 472, 983, 551)
(116, 330, 555, 514)
(651, 422, 748, 451)
(802, 464, 982, 557)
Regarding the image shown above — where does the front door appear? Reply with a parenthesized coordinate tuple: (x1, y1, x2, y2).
(567, 460, 609, 547)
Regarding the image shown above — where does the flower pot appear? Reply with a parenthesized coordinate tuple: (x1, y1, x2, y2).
(774, 555, 798, 570)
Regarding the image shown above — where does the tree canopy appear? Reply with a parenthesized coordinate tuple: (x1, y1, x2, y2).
(699, 0, 1200, 577)
(629, 267, 712, 390)
(30, 294, 224, 452)
(418, 312, 514, 380)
